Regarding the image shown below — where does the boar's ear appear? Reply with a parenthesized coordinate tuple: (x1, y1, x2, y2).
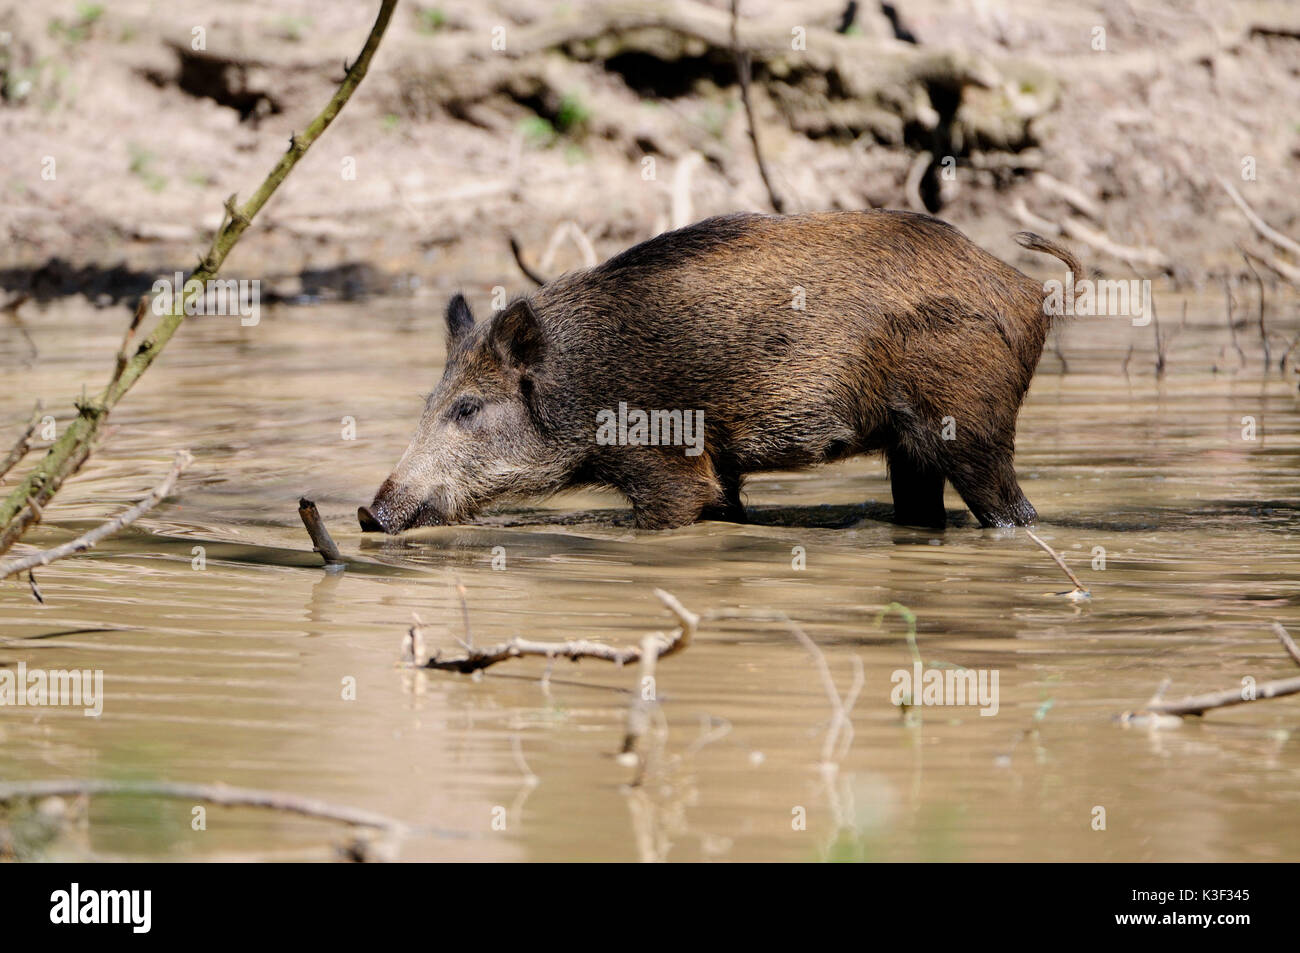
(445, 293, 474, 345)
(488, 299, 545, 368)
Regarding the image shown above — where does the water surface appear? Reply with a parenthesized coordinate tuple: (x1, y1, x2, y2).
(2, 294, 1298, 861)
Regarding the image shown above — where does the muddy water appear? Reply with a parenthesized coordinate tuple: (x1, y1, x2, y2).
(1, 294, 1298, 862)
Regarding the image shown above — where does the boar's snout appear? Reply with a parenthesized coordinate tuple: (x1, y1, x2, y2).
(358, 478, 447, 534)
(356, 505, 384, 533)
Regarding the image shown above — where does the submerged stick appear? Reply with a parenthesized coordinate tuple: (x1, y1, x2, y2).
(1120, 623, 1300, 720)
(0, 779, 405, 834)
(411, 588, 697, 674)
(0, 451, 192, 582)
(297, 498, 345, 567)
(621, 632, 665, 759)
(1273, 621, 1300, 667)
(1024, 529, 1090, 600)
(0, 0, 399, 558)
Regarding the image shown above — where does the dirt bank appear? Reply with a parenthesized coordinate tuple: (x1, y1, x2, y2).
(2, 0, 1299, 301)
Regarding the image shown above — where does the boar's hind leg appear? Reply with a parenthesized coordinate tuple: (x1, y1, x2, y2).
(887, 448, 947, 529)
(945, 450, 1038, 528)
(699, 465, 746, 523)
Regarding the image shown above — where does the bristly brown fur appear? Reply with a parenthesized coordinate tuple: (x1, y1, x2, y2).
(364, 209, 1083, 533)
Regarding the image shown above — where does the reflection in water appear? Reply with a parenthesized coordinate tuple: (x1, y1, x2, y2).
(1, 295, 1298, 860)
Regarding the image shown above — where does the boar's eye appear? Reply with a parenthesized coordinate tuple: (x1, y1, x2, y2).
(450, 397, 482, 424)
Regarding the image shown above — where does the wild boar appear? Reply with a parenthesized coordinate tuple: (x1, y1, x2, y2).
(359, 209, 1083, 534)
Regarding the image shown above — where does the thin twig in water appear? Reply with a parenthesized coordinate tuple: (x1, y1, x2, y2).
(1024, 528, 1090, 600)
(0, 450, 192, 583)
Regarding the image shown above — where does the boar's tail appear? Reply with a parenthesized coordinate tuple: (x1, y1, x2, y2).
(1014, 231, 1087, 284)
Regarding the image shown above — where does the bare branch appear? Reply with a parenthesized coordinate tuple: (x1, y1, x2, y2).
(0, 0, 400, 558)
(1121, 625, 1300, 720)
(413, 587, 697, 673)
(0, 450, 192, 582)
(0, 779, 405, 835)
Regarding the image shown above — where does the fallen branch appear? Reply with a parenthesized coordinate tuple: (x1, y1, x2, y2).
(0, 779, 405, 835)
(297, 497, 346, 568)
(0, 0, 399, 558)
(1119, 623, 1300, 720)
(0, 402, 42, 485)
(410, 588, 698, 673)
(1217, 174, 1300, 261)
(1024, 528, 1090, 601)
(0, 450, 192, 582)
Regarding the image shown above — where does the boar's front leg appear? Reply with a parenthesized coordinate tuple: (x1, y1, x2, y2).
(945, 448, 1038, 528)
(887, 448, 947, 529)
(618, 452, 730, 530)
